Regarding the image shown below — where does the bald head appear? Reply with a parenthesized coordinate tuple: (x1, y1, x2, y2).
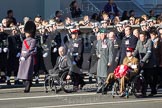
(58, 46, 65, 56)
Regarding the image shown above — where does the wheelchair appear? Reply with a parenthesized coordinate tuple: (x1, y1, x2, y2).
(111, 69, 146, 98)
(44, 69, 74, 93)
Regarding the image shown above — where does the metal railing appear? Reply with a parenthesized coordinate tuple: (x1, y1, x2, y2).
(82, 0, 100, 13)
(83, 0, 100, 11)
(131, 0, 148, 15)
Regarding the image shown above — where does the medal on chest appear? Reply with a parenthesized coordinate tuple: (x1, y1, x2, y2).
(73, 43, 79, 47)
(102, 40, 107, 48)
(125, 40, 129, 45)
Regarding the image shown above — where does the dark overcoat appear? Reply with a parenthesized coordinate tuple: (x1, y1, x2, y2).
(119, 35, 138, 64)
(67, 38, 84, 74)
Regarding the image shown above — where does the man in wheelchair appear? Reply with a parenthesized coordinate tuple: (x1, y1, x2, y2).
(103, 47, 139, 96)
(48, 46, 72, 78)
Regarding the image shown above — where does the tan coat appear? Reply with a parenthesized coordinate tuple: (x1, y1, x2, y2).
(123, 56, 139, 74)
(120, 56, 139, 92)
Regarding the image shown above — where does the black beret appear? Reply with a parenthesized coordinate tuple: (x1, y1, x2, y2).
(24, 21, 36, 36)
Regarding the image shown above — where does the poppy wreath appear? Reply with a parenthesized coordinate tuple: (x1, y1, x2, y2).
(114, 65, 129, 78)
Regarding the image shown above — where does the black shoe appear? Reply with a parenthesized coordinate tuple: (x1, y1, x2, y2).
(24, 90, 30, 93)
(35, 80, 39, 84)
(14, 80, 23, 85)
(102, 90, 107, 95)
(7, 80, 11, 85)
(89, 77, 92, 83)
(80, 81, 86, 90)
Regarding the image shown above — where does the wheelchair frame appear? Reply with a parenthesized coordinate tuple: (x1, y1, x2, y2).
(44, 71, 74, 93)
(111, 70, 146, 98)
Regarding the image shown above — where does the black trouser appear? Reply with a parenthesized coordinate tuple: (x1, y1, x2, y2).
(51, 51, 59, 68)
(34, 63, 48, 76)
(157, 67, 162, 85)
(71, 72, 84, 87)
(7, 54, 19, 77)
(143, 67, 158, 94)
(0, 53, 7, 72)
(34, 52, 48, 77)
(24, 80, 32, 92)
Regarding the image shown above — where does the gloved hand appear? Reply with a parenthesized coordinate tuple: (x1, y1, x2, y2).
(16, 52, 21, 58)
(131, 64, 137, 69)
(0, 48, 2, 53)
(53, 48, 57, 53)
(115, 57, 119, 63)
(72, 61, 76, 65)
(20, 57, 25, 61)
(3, 48, 8, 53)
(140, 61, 144, 67)
(98, 54, 101, 58)
(43, 52, 48, 58)
(34, 47, 37, 52)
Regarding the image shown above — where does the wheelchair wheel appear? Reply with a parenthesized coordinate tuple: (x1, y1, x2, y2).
(60, 72, 73, 93)
(111, 81, 120, 97)
(132, 75, 146, 98)
(44, 75, 58, 93)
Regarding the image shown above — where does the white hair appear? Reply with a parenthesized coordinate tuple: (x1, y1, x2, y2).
(58, 46, 65, 52)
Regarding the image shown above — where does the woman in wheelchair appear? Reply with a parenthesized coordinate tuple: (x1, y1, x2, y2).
(103, 47, 139, 96)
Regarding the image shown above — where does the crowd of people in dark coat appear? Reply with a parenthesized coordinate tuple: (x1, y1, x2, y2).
(0, 0, 162, 96)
